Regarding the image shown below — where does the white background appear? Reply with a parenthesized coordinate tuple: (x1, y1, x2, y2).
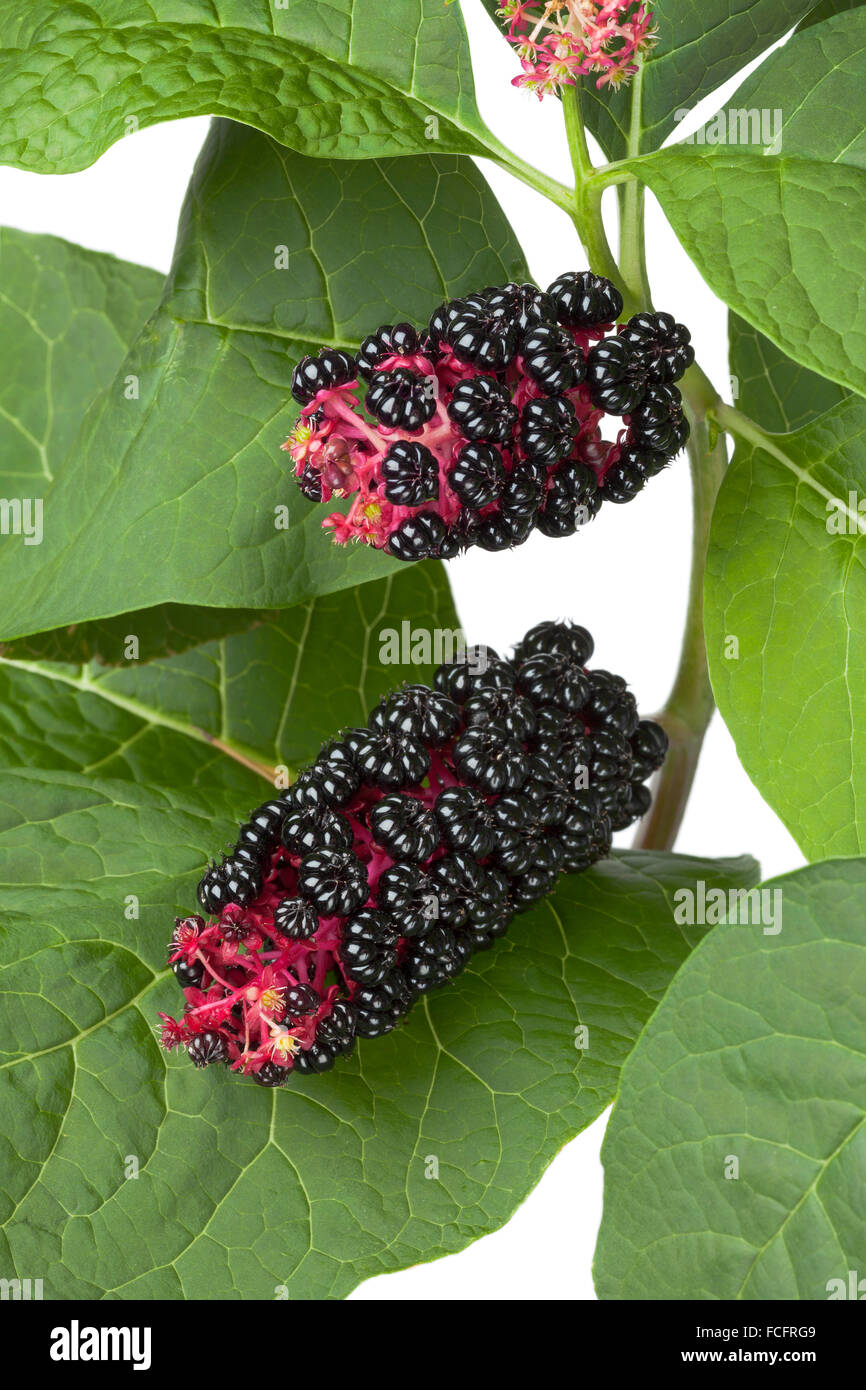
(0, 4, 802, 1299)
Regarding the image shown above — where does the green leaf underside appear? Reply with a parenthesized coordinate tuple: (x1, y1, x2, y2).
(631, 147, 866, 398)
(0, 0, 492, 173)
(705, 396, 866, 861)
(0, 123, 528, 642)
(0, 788, 758, 1299)
(800, 1, 865, 33)
(594, 859, 866, 1300)
(0, 565, 459, 789)
(728, 313, 849, 435)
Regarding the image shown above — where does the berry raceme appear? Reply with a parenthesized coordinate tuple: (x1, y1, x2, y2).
(159, 621, 669, 1086)
(283, 273, 693, 563)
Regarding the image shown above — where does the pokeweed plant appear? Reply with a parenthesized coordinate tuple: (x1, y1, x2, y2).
(0, 0, 863, 1301)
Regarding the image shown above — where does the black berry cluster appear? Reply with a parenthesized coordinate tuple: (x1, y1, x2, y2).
(161, 623, 668, 1085)
(284, 272, 694, 560)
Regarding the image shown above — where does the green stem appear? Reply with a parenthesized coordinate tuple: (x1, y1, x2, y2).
(484, 135, 576, 214)
(635, 368, 726, 851)
(617, 63, 652, 310)
(561, 85, 641, 316)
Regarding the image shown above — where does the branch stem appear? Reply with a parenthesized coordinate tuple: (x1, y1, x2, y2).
(635, 372, 727, 850)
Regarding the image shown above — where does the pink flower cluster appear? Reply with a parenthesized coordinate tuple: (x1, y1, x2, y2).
(499, 0, 657, 96)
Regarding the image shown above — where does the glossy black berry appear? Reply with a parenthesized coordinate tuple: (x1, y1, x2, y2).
(369, 686, 460, 744)
(380, 440, 440, 506)
(403, 926, 463, 993)
(434, 785, 497, 858)
(291, 349, 358, 405)
(603, 443, 668, 504)
(297, 461, 323, 501)
(445, 301, 521, 371)
(516, 652, 590, 713)
(519, 396, 578, 467)
(353, 969, 413, 1038)
(353, 729, 430, 788)
(586, 337, 651, 415)
(297, 849, 369, 917)
(376, 863, 440, 937)
(312, 741, 361, 807)
(521, 323, 587, 395)
(387, 510, 448, 562)
(452, 723, 529, 794)
(357, 322, 421, 377)
(187, 1031, 228, 1068)
(316, 998, 358, 1055)
(513, 620, 594, 666)
(341, 909, 399, 985)
(172, 956, 205, 989)
(619, 311, 695, 384)
(283, 983, 321, 1018)
(547, 271, 623, 328)
(369, 793, 439, 862)
(628, 384, 690, 456)
(365, 368, 436, 432)
(447, 441, 506, 508)
(254, 1060, 289, 1086)
(585, 670, 639, 736)
(630, 719, 669, 778)
(274, 896, 319, 940)
(281, 803, 354, 856)
(485, 281, 557, 332)
(463, 685, 537, 740)
(447, 376, 518, 443)
(434, 649, 516, 704)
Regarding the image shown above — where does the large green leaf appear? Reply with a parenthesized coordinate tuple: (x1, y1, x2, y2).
(705, 397, 866, 860)
(729, 313, 849, 435)
(632, 148, 866, 396)
(0, 565, 459, 789)
(801, 1, 864, 31)
(0, 0, 495, 172)
(0, 779, 758, 1299)
(0, 121, 528, 642)
(594, 859, 866, 1300)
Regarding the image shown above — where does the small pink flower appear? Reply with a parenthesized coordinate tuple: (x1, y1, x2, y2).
(499, 1, 656, 97)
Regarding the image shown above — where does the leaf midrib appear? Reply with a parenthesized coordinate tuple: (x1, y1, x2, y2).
(0, 653, 275, 778)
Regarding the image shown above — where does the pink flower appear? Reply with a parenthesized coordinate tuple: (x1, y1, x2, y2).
(498, 1, 656, 97)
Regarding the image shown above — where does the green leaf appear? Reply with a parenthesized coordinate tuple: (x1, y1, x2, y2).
(0, 121, 528, 642)
(715, 9, 866, 168)
(0, 228, 279, 662)
(631, 147, 866, 396)
(0, 564, 460, 790)
(0, 0, 494, 172)
(705, 397, 866, 860)
(594, 859, 866, 1300)
(729, 313, 849, 434)
(0, 228, 160, 492)
(0, 802, 758, 1298)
